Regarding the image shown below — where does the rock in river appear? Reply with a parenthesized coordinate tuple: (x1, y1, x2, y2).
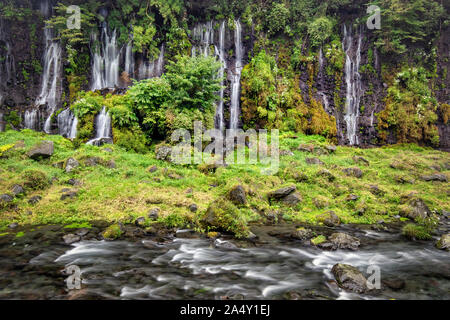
(436, 234, 450, 251)
(331, 263, 368, 293)
(328, 232, 361, 250)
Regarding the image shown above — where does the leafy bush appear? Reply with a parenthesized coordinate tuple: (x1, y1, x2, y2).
(307, 16, 334, 48)
(265, 2, 290, 35)
(21, 170, 49, 191)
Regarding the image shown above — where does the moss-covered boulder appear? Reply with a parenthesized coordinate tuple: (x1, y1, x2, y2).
(332, 264, 368, 293)
(102, 224, 123, 240)
(197, 199, 249, 239)
(436, 234, 450, 251)
(317, 211, 341, 227)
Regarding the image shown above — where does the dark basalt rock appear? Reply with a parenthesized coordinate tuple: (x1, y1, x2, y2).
(65, 158, 79, 173)
(28, 195, 42, 205)
(281, 192, 302, 206)
(436, 234, 450, 251)
(421, 174, 448, 182)
(328, 232, 361, 250)
(27, 141, 54, 160)
(400, 198, 431, 220)
(228, 185, 247, 205)
(331, 263, 368, 293)
(342, 167, 363, 178)
(317, 211, 341, 227)
(268, 186, 296, 200)
(188, 203, 198, 212)
(305, 157, 324, 165)
(11, 184, 24, 197)
(61, 191, 78, 201)
(148, 208, 160, 220)
(63, 234, 81, 245)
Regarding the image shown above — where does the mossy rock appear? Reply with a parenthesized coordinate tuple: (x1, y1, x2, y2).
(102, 224, 123, 240)
(197, 198, 249, 239)
(311, 235, 326, 245)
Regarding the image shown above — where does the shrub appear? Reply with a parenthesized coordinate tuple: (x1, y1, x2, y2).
(21, 170, 49, 190)
(402, 223, 432, 240)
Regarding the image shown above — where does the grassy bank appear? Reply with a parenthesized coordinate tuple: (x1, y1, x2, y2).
(0, 129, 448, 238)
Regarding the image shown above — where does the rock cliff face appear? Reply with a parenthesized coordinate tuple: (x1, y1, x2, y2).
(0, 0, 448, 149)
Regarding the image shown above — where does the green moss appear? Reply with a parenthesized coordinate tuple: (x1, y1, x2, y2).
(15, 231, 25, 238)
(102, 224, 123, 240)
(311, 235, 326, 245)
(64, 222, 92, 229)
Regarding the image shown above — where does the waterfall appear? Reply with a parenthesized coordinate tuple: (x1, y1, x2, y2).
(342, 25, 363, 146)
(192, 21, 214, 57)
(87, 107, 112, 145)
(229, 19, 244, 130)
(35, 0, 62, 134)
(124, 40, 134, 78)
(137, 44, 165, 80)
(24, 110, 40, 130)
(57, 108, 78, 139)
(318, 47, 324, 73)
(91, 25, 120, 90)
(214, 21, 227, 132)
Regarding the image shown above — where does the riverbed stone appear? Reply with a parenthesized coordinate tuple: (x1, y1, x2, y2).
(292, 227, 314, 240)
(27, 141, 54, 160)
(331, 264, 368, 293)
(228, 185, 247, 205)
(436, 234, 450, 251)
(63, 234, 81, 245)
(65, 158, 79, 173)
(329, 232, 361, 250)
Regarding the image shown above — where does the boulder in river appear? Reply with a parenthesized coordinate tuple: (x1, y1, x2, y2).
(328, 232, 361, 250)
(436, 234, 450, 251)
(331, 263, 368, 293)
(63, 234, 81, 245)
(27, 141, 54, 160)
(292, 228, 314, 240)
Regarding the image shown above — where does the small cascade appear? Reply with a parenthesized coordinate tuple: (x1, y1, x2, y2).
(137, 44, 165, 80)
(87, 107, 112, 145)
(342, 25, 363, 146)
(57, 108, 78, 139)
(191, 21, 214, 57)
(229, 19, 244, 130)
(214, 21, 227, 132)
(24, 110, 40, 131)
(124, 40, 134, 78)
(36, 0, 62, 134)
(318, 47, 324, 74)
(91, 25, 120, 90)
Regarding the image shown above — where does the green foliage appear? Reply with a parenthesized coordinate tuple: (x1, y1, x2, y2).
(21, 170, 49, 191)
(265, 2, 290, 35)
(369, 0, 446, 56)
(102, 224, 123, 240)
(378, 67, 439, 146)
(402, 223, 432, 240)
(311, 235, 326, 245)
(307, 16, 334, 48)
(71, 92, 104, 119)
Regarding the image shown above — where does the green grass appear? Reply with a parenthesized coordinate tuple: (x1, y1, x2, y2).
(0, 129, 448, 237)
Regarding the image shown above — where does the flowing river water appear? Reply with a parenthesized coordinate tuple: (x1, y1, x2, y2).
(0, 222, 449, 300)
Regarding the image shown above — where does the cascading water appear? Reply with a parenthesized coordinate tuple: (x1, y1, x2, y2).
(342, 25, 363, 146)
(137, 44, 165, 80)
(57, 108, 78, 139)
(214, 21, 227, 132)
(229, 20, 244, 130)
(191, 21, 214, 57)
(35, 0, 62, 134)
(24, 110, 39, 131)
(91, 25, 120, 90)
(87, 107, 112, 145)
(124, 40, 134, 79)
